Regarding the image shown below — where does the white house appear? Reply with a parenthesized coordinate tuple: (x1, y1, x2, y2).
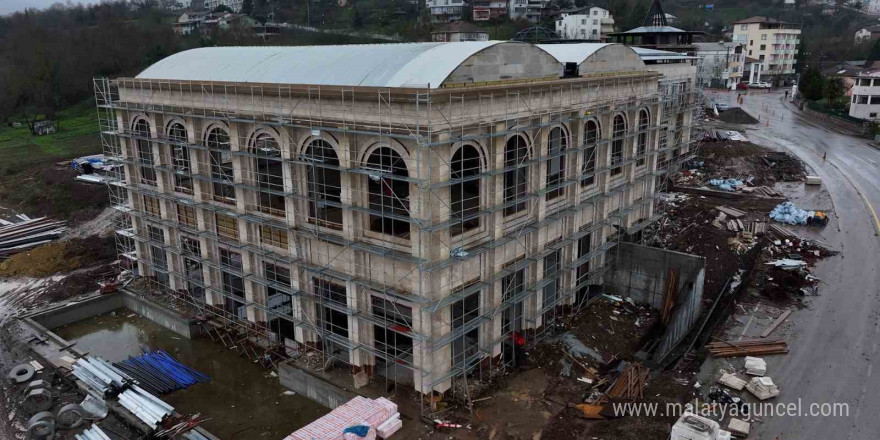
(554, 7, 615, 41)
(509, 0, 550, 22)
(849, 72, 880, 120)
(693, 42, 743, 88)
(426, 0, 465, 23)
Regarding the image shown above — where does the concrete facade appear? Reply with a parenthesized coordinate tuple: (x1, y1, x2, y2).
(554, 7, 615, 41)
(849, 74, 880, 120)
(96, 42, 694, 399)
(731, 17, 800, 81)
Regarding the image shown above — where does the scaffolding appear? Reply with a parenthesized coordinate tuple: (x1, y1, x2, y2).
(93, 70, 698, 415)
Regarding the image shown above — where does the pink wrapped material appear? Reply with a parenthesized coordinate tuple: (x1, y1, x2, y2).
(376, 418, 402, 439)
(288, 397, 391, 440)
(374, 397, 398, 416)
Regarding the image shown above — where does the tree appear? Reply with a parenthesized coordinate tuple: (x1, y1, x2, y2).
(799, 67, 824, 101)
(824, 76, 846, 108)
(241, 0, 253, 16)
(869, 38, 880, 61)
(213, 4, 233, 13)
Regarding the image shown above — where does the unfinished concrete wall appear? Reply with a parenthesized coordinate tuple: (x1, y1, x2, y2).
(605, 243, 705, 361)
(278, 360, 358, 409)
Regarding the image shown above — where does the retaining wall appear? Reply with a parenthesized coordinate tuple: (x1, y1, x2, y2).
(27, 290, 202, 339)
(278, 360, 358, 409)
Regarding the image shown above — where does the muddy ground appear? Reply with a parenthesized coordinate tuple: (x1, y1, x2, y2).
(0, 164, 109, 226)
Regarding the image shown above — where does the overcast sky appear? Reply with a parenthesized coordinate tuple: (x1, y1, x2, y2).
(1, 0, 96, 16)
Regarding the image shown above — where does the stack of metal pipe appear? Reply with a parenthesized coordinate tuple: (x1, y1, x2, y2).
(117, 385, 173, 429)
(74, 424, 111, 440)
(71, 357, 132, 396)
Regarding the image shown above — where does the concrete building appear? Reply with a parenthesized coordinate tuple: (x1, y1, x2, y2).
(855, 25, 880, 44)
(509, 0, 551, 22)
(425, 0, 465, 23)
(731, 16, 801, 84)
(554, 7, 615, 41)
(431, 22, 489, 42)
(94, 41, 695, 403)
(849, 72, 880, 120)
(693, 42, 743, 88)
(473, 0, 508, 21)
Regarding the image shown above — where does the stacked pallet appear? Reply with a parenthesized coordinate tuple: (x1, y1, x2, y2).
(0, 216, 67, 259)
(706, 339, 789, 358)
(606, 363, 650, 400)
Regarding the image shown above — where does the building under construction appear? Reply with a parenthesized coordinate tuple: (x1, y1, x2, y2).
(93, 41, 696, 404)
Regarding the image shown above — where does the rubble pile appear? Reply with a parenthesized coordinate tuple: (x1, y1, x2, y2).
(675, 141, 805, 190)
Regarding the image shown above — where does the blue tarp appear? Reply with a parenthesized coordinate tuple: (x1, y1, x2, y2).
(708, 178, 743, 192)
(769, 202, 814, 225)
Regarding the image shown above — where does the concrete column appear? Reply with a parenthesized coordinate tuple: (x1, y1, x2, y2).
(492, 122, 506, 240)
(229, 123, 247, 214)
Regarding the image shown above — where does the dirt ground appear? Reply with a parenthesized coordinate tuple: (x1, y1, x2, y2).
(0, 235, 116, 278)
(678, 141, 806, 187)
(0, 164, 109, 226)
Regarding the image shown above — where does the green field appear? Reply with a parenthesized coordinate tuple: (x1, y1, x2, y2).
(0, 100, 102, 177)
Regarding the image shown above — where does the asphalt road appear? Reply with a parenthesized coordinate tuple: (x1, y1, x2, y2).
(704, 90, 880, 439)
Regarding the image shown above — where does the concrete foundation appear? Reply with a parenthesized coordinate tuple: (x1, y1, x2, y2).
(26, 289, 202, 338)
(606, 242, 705, 361)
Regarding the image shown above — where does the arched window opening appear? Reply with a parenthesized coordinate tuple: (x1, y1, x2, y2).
(610, 115, 626, 176)
(252, 133, 285, 216)
(207, 127, 235, 203)
(450, 145, 482, 236)
(133, 119, 156, 186)
(366, 147, 410, 238)
(636, 110, 649, 167)
(303, 139, 343, 229)
(168, 122, 193, 193)
(581, 120, 599, 187)
(546, 127, 566, 200)
(503, 135, 529, 215)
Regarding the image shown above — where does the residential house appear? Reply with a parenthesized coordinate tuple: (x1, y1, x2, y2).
(554, 7, 615, 41)
(694, 42, 743, 88)
(473, 0, 508, 21)
(426, 0, 465, 23)
(508, 0, 551, 23)
(432, 22, 490, 42)
(731, 16, 801, 84)
(849, 72, 880, 120)
(855, 25, 880, 44)
(172, 11, 256, 35)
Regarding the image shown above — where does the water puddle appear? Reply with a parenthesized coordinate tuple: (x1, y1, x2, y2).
(55, 310, 328, 439)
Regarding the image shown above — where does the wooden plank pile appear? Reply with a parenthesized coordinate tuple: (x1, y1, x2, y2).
(706, 339, 789, 358)
(767, 224, 797, 240)
(606, 363, 650, 400)
(0, 216, 67, 259)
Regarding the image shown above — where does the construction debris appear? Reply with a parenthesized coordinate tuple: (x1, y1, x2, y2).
(717, 373, 747, 391)
(670, 412, 733, 440)
(760, 309, 792, 338)
(606, 363, 650, 400)
(746, 376, 780, 400)
(727, 418, 751, 436)
(744, 356, 767, 376)
(705, 339, 789, 358)
(0, 217, 67, 259)
(715, 206, 746, 218)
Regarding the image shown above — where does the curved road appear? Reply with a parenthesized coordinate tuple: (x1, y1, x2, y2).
(705, 90, 880, 439)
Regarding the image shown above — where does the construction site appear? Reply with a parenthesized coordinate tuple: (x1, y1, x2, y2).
(1, 36, 734, 440)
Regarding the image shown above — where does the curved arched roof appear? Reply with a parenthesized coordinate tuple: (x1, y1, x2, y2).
(136, 42, 561, 89)
(536, 43, 645, 74)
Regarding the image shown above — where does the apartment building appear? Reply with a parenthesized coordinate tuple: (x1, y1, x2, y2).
(94, 41, 695, 401)
(431, 22, 490, 41)
(849, 72, 880, 120)
(426, 0, 465, 23)
(473, 0, 508, 21)
(693, 42, 744, 88)
(202, 0, 242, 12)
(731, 16, 801, 83)
(508, 0, 550, 22)
(554, 7, 615, 41)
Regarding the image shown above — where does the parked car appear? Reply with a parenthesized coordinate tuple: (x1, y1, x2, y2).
(736, 83, 749, 90)
(751, 82, 772, 89)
